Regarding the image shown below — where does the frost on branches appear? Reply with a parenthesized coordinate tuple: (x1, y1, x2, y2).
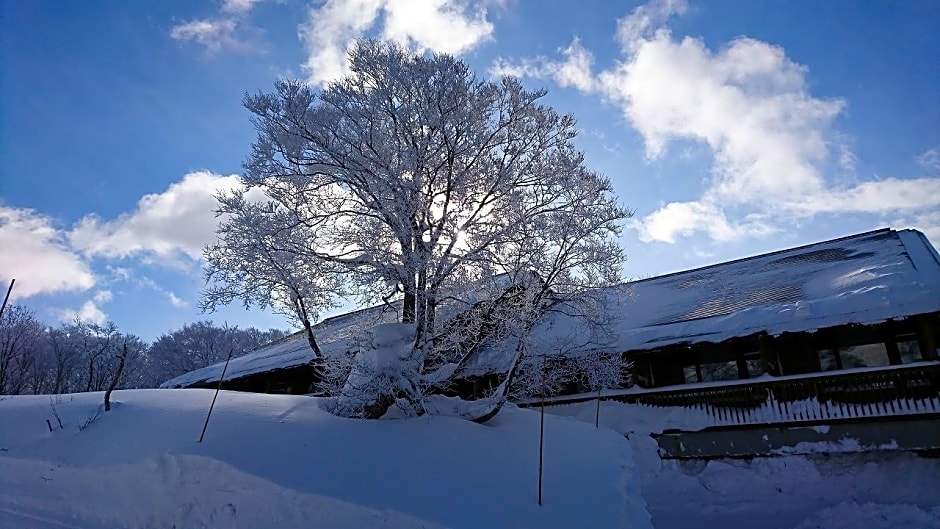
(205, 39, 631, 419)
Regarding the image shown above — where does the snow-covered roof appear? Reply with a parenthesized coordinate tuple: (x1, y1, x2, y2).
(460, 229, 940, 375)
(164, 229, 940, 385)
(159, 303, 401, 388)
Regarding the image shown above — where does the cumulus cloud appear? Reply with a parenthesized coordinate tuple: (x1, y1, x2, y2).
(492, 0, 940, 244)
(300, 0, 495, 87)
(60, 290, 114, 325)
(69, 171, 241, 262)
(633, 201, 773, 244)
(60, 300, 109, 325)
(615, 0, 687, 51)
(0, 206, 95, 299)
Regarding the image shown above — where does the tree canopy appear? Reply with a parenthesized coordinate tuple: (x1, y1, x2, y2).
(204, 40, 631, 417)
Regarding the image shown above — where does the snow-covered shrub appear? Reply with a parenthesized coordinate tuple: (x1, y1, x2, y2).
(323, 323, 423, 419)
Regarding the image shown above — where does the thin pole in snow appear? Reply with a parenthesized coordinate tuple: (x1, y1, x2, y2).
(595, 386, 602, 428)
(538, 360, 546, 506)
(199, 348, 233, 443)
(0, 278, 15, 321)
(538, 393, 545, 506)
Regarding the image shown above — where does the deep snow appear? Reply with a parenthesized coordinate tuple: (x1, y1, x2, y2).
(4, 391, 939, 528)
(0, 390, 651, 529)
(548, 399, 940, 529)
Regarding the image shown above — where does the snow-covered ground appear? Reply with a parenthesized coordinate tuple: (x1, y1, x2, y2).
(3, 391, 939, 529)
(0, 390, 650, 529)
(548, 400, 940, 529)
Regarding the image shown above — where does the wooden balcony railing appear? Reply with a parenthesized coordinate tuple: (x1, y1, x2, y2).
(518, 362, 940, 427)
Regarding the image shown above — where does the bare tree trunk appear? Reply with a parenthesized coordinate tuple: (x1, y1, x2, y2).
(104, 343, 128, 412)
(85, 356, 95, 393)
(295, 295, 322, 357)
(414, 268, 428, 350)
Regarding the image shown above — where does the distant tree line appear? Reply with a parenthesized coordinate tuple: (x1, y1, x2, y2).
(0, 304, 288, 395)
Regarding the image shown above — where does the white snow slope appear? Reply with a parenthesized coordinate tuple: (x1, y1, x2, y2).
(0, 390, 651, 529)
(549, 400, 940, 529)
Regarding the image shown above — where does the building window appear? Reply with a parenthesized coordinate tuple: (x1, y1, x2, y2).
(745, 357, 765, 377)
(699, 360, 739, 382)
(839, 343, 890, 368)
(817, 348, 841, 371)
(897, 334, 922, 364)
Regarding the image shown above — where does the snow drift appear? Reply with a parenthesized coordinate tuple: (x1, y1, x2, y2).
(0, 390, 651, 529)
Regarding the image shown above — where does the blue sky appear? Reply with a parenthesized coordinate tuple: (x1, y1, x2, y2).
(1, 0, 938, 341)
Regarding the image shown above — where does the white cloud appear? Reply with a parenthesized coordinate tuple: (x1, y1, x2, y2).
(599, 34, 843, 205)
(69, 171, 241, 262)
(615, 0, 687, 52)
(493, 0, 940, 244)
(633, 200, 772, 243)
(0, 206, 95, 299)
(170, 0, 265, 52)
(899, 210, 940, 247)
(136, 276, 189, 309)
(299, 0, 385, 86)
(794, 177, 940, 215)
(300, 0, 495, 87)
(222, 0, 263, 15)
(65, 289, 116, 325)
(381, 0, 493, 54)
(490, 38, 596, 92)
(60, 300, 108, 325)
(917, 146, 940, 173)
(92, 290, 113, 305)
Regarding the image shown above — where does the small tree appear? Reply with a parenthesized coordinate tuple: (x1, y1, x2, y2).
(578, 351, 629, 428)
(0, 305, 45, 395)
(104, 342, 129, 411)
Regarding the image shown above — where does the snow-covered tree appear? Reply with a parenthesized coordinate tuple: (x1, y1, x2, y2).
(213, 40, 630, 418)
(0, 305, 45, 395)
(202, 196, 344, 357)
(148, 321, 287, 384)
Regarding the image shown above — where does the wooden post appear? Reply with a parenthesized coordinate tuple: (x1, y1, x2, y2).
(199, 349, 233, 443)
(0, 278, 14, 321)
(538, 360, 546, 506)
(595, 386, 601, 428)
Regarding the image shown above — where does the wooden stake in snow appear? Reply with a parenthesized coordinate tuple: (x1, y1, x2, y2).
(595, 386, 602, 428)
(538, 359, 546, 507)
(0, 278, 14, 321)
(199, 349, 233, 443)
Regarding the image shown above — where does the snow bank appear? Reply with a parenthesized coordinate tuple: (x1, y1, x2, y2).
(0, 391, 651, 529)
(792, 501, 940, 529)
(542, 399, 940, 529)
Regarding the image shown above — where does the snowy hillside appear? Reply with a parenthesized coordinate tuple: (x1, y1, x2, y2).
(0, 390, 651, 529)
